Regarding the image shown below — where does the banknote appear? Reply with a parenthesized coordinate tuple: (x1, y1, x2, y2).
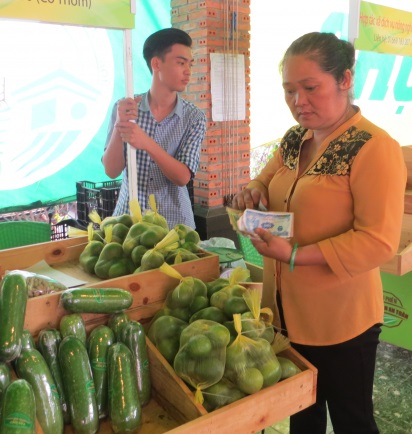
(226, 207, 293, 239)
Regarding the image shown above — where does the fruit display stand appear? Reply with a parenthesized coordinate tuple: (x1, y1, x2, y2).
(0, 237, 317, 434)
(378, 145, 412, 350)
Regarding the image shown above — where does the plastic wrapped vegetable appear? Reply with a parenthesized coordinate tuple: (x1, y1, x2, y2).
(147, 315, 188, 365)
(120, 320, 151, 406)
(87, 325, 115, 419)
(108, 312, 131, 342)
(174, 319, 230, 404)
(5, 269, 66, 297)
(37, 328, 70, 424)
(224, 314, 281, 395)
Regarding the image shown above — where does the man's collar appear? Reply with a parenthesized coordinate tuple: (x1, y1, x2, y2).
(139, 92, 183, 119)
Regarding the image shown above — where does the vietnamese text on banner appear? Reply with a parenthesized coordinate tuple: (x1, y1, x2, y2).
(355, 1, 412, 56)
(0, 0, 134, 30)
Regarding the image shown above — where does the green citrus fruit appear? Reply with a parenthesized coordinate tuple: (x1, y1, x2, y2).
(186, 335, 213, 358)
(237, 367, 264, 394)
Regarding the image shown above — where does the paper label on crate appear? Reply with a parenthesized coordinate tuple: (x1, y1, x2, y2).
(226, 207, 293, 239)
(24, 260, 87, 288)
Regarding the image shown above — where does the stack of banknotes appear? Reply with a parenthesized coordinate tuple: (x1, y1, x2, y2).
(226, 207, 293, 239)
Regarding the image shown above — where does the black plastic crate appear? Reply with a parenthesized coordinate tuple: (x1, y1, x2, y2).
(76, 179, 122, 224)
(51, 221, 68, 241)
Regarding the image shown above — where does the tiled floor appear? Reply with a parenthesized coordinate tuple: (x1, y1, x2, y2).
(263, 341, 412, 434)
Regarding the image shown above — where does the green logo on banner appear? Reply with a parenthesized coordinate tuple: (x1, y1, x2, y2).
(0, 22, 113, 191)
(383, 291, 410, 328)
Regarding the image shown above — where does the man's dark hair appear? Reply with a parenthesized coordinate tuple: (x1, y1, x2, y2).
(143, 28, 192, 73)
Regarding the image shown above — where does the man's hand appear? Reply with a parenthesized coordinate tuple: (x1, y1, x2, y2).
(115, 96, 147, 150)
(116, 97, 140, 123)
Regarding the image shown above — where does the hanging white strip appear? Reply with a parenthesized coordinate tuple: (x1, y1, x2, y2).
(348, 0, 361, 44)
(124, 28, 138, 202)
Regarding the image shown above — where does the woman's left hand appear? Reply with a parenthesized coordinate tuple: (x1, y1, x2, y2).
(251, 227, 293, 263)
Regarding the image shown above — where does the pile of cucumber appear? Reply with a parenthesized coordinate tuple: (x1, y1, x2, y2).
(0, 273, 150, 434)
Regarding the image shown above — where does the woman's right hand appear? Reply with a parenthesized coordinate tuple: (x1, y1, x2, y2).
(231, 188, 267, 210)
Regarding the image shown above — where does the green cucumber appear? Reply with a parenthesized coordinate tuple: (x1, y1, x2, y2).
(61, 288, 133, 313)
(0, 363, 11, 397)
(14, 348, 64, 434)
(0, 379, 36, 434)
(107, 342, 141, 434)
(37, 328, 70, 424)
(0, 362, 12, 421)
(59, 313, 87, 346)
(108, 312, 130, 342)
(0, 272, 28, 362)
(21, 330, 35, 350)
(87, 325, 114, 419)
(120, 320, 151, 406)
(58, 335, 99, 434)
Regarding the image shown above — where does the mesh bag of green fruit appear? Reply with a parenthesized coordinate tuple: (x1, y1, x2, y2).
(224, 314, 281, 395)
(147, 315, 188, 365)
(164, 247, 199, 265)
(93, 226, 135, 279)
(209, 267, 252, 318)
(155, 264, 209, 322)
(225, 288, 275, 344)
(202, 377, 246, 411)
(173, 319, 230, 404)
(142, 194, 169, 230)
(136, 229, 180, 272)
(173, 223, 201, 254)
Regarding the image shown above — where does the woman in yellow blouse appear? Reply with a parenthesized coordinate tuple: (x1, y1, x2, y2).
(233, 32, 406, 434)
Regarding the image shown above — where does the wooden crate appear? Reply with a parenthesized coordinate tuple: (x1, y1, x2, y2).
(0, 235, 219, 285)
(0, 236, 90, 278)
(2, 238, 317, 434)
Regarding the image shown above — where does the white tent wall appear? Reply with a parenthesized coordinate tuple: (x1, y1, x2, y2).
(250, 0, 412, 149)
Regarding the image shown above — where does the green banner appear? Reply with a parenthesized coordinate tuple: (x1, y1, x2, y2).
(0, 0, 170, 213)
(356, 1, 412, 56)
(0, 0, 134, 29)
